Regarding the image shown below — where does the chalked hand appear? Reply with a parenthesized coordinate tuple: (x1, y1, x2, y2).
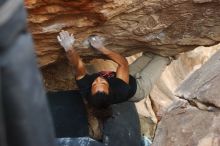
(57, 30, 75, 51)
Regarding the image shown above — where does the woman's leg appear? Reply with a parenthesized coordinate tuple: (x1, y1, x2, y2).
(130, 53, 170, 102)
(129, 53, 154, 76)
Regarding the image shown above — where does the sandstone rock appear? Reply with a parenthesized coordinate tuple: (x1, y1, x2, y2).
(152, 46, 220, 145)
(152, 100, 220, 146)
(149, 44, 219, 115)
(175, 48, 220, 108)
(42, 61, 78, 91)
(139, 115, 156, 140)
(25, 0, 220, 67)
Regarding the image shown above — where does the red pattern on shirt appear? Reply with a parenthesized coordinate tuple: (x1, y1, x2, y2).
(98, 71, 115, 79)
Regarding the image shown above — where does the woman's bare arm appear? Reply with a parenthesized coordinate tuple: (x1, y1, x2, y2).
(57, 30, 86, 80)
(89, 36, 129, 83)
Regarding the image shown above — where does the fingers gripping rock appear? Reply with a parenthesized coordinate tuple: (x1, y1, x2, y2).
(88, 35, 105, 50)
(57, 30, 75, 51)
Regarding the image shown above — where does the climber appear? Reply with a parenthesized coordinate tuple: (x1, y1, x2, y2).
(57, 30, 171, 108)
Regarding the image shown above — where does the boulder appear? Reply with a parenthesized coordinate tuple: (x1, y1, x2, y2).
(152, 100, 220, 146)
(24, 0, 220, 67)
(175, 49, 220, 108)
(152, 48, 220, 146)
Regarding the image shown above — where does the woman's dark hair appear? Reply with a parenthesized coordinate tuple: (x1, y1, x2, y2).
(88, 91, 112, 109)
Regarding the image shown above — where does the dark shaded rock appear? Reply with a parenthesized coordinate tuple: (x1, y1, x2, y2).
(47, 91, 89, 138)
(47, 91, 141, 146)
(103, 102, 141, 146)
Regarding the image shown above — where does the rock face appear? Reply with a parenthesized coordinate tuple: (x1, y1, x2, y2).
(175, 49, 220, 108)
(25, 0, 220, 67)
(152, 47, 220, 146)
(150, 44, 220, 115)
(133, 44, 219, 140)
(152, 100, 220, 146)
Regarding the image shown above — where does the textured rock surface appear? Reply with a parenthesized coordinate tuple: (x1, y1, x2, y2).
(175, 49, 220, 108)
(25, 0, 220, 67)
(152, 45, 220, 146)
(135, 44, 220, 140)
(152, 100, 220, 146)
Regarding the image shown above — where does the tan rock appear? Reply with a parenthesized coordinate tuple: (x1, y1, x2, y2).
(175, 47, 220, 108)
(152, 100, 220, 146)
(197, 133, 220, 146)
(24, 0, 220, 67)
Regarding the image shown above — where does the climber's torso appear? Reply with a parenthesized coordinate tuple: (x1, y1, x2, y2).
(76, 71, 137, 104)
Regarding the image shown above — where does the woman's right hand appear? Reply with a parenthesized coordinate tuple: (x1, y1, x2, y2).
(57, 30, 75, 52)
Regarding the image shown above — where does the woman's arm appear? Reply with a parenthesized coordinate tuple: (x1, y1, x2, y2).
(89, 36, 129, 84)
(57, 30, 86, 80)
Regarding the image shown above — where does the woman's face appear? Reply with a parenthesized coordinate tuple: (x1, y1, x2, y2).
(91, 76, 109, 95)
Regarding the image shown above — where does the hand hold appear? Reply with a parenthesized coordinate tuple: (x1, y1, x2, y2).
(88, 35, 105, 50)
(57, 30, 75, 51)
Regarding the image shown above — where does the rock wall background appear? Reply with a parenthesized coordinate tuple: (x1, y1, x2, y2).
(25, 0, 220, 67)
(151, 44, 220, 146)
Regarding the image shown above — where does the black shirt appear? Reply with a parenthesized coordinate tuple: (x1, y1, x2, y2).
(76, 71, 137, 105)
